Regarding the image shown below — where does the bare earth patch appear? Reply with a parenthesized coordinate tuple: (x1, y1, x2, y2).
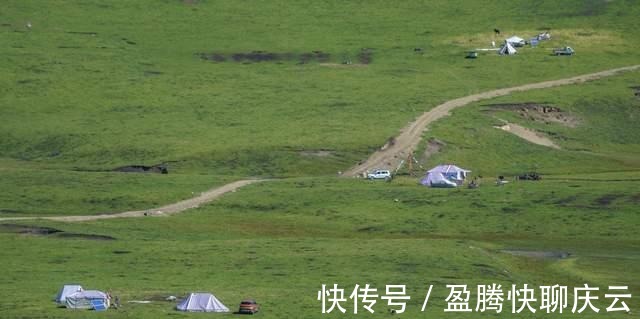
(421, 138, 446, 162)
(502, 249, 572, 259)
(494, 121, 561, 149)
(299, 150, 334, 157)
(0, 223, 115, 240)
(485, 103, 580, 127)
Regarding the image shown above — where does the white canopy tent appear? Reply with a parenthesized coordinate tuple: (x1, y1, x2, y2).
(176, 293, 229, 312)
(65, 290, 110, 310)
(499, 41, 517, 55)
(506, 36, 526, 47)
(421, 164, 471, 188)
(55, 284, 83, 305)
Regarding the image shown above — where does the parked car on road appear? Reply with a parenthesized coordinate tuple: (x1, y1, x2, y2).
(367, 169, 392, 181)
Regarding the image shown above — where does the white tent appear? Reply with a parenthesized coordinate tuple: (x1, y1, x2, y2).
(65, 290, 110, 310)
(506, 36, 525, 47)
(176, 293, 229, 312)
(55, 284, 83, 305)
(499, 41, 517, 55)
(421, 164, 471, 187)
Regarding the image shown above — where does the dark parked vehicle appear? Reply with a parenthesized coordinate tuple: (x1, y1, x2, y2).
(238, 299, 260, 314)
(518, 172, 542, 180)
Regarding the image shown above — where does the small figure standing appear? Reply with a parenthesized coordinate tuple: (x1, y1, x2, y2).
(494, 28, 500, 35)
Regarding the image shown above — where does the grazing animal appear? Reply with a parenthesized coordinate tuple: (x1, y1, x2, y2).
(494, 28, 500, 35)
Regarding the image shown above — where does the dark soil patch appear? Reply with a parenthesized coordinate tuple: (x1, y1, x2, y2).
(65, 31, 97, 36)
(113, 250, 131, 254)
(594, 194, 624, 206)
(631, 86, 640, 99)
(198, 50, 331, 64)
(502, 249, 571, 259)
(57, 233, 116, 240)
(357, 225, 384, 232)
(122, 38, 137, 45)
(553, 195, 577, 206)
(484, 102, 579, 127)
(114, 164, 168, 174)
(0, 223, 62, 235)
(0, 223, 116, 240)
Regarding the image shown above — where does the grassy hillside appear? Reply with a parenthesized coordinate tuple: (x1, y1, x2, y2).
(0, 172, 638, 318)
(2, 0, 640, 177)
(421, 71, 640, 176)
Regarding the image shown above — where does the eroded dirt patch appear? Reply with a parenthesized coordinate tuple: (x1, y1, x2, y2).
(421, 138, 446, 161)
(485, 103, 580, 127)
(494, 122, 561, 149)
(114, 164, 167, 174)
(0, 223, 61, 235)
(198, 51, 331, 64)
(594, 194, 624, 206)
(57, 233, 116, 240)
(0, 223, 116, 240)
(299, 150, 335, 157)
(631, 86, 640, 99)
(502, 249, 571, 259)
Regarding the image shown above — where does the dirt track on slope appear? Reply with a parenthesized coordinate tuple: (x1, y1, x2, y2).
(343, 65, 640, 176)
(0, 179, 263, 222)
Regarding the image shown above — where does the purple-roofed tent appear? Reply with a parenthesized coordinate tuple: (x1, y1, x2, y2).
(421, 164, 471, 188)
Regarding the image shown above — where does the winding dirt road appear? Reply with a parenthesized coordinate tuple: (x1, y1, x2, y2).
(344, 64, 640, 176)
(0, 179, 263, 222)
(2, 64, 638, 222)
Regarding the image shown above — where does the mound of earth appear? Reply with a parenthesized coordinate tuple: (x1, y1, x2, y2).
(198, 50, 330, 64)
(114, 164, 168, 174)
(485, 102, 580, 127)
(0, 223, 115, 240)
(0, 224, 61, 235)
(502, 249, 571, 259)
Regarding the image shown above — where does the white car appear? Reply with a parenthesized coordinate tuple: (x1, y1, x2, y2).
(367, 169, 392, 180)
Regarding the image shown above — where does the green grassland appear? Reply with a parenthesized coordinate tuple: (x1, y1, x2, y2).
(2, 0, 640, 178)
(0, 173, 638, 318)
(1, 0, 639, 318)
